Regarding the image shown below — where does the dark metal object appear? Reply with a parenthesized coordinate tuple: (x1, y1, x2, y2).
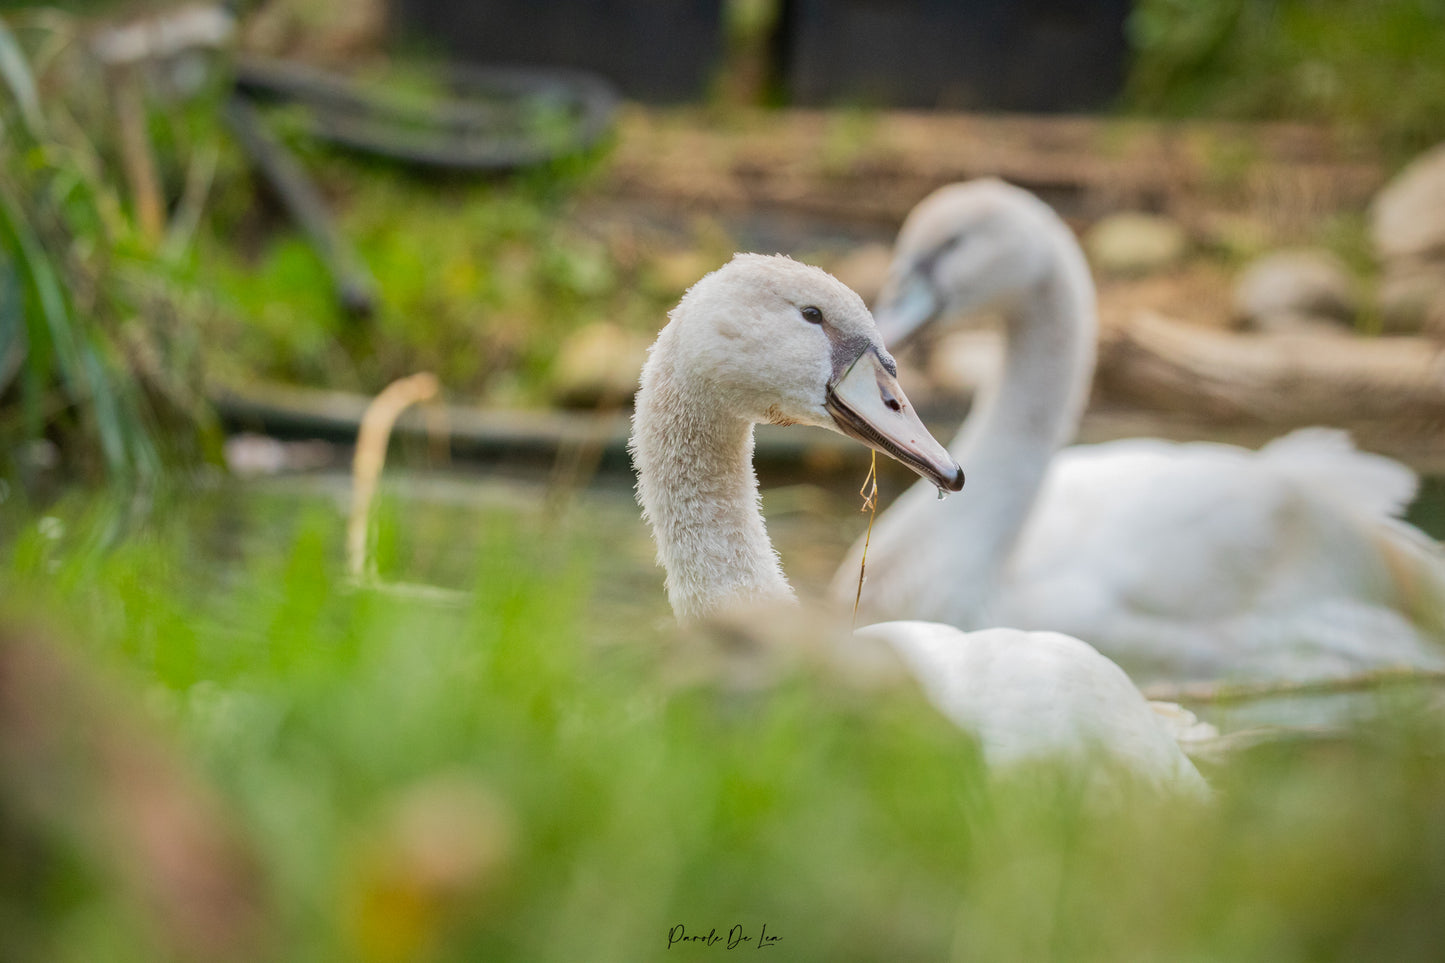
(223, 96, 378, 318)
(392, 0, 724, 103)
(224, 56, 619, 317)
(780, 0, 1131, 111)
(233, 57, 619, 171)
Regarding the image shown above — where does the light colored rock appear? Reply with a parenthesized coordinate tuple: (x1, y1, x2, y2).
(1083, 213, 1189, 276)
(224, 433, 335, 477)
(1233, 248, 1357, 327)
(1371, 142, 1445, 263)
(550, 322, 651, 408)
(829, 243, 894, 307)
(242, 0, 386, 62)
(1378, 261, 1445, 336)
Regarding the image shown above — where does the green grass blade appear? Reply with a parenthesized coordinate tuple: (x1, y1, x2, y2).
(0, 249, 23, 396)
(0, 16, 45, 136)
(0, 177, 146, 480)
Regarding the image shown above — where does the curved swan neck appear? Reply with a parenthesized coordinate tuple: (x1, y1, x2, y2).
(630, 328, 794, 622)
(942, 225, 1097, 609)
(963, 232, 1096, 461)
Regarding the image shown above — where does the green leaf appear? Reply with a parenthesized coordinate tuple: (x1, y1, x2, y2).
(0, 178, 155, 481)
(0, 17, 45, 136)
(0, 249, 24, 396)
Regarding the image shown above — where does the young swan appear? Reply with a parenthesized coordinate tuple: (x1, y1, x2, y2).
(631, 253, 1207, 796)
(833, 179, 1445, 687)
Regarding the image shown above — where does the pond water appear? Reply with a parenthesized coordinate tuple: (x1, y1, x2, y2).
(232, 460, 869, 627)
(157, 451, 1445, 632)
(225, 455, 1445, 734)
(314, 459, 1445, 593)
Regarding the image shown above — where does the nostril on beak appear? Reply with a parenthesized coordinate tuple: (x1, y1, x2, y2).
(885, 397, 902, 412)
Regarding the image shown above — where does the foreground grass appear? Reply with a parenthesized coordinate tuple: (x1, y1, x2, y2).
(3, 485, 1445, 962)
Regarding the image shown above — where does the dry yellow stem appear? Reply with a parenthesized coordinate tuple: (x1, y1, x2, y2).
(851, 450, 879, 629)
(111, 66, 164, 245)
(348, 372, 441, 580)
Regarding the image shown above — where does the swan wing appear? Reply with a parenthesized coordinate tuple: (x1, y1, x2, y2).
(1000, 435, 1445, 682)
(1257, 427, 1418, 519)
(1005, 438, 1289, 623)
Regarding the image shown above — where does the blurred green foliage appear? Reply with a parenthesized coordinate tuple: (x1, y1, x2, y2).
(11, 1, 1445, 489)
(3, 485, 1445, 962)
(0, 12, 223, 486)
(199, 137, 695, 406)
(1127, 0, 1445, 155)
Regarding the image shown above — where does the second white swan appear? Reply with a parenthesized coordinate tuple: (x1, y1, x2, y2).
(832, 179, 1445, 685)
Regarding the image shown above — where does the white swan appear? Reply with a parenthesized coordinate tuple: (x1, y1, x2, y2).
(833, 179, 1445, 686)
(630, 252, 1207, 794)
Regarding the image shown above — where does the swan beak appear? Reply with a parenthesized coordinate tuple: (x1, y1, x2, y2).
(825, 348, 964, 493)
(873, 272, 942, 349)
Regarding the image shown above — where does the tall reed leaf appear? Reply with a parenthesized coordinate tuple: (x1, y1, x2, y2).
(0, 18, 44, 136)
(0, 11, 202, 484)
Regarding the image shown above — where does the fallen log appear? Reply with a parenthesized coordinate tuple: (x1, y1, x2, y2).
(1096, 313, 1445, 469)
(214, 335, 1445, 483)
(209, 381, 878, 483)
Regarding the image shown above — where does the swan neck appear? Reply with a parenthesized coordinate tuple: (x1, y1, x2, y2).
(944, 234, 1097, 609)
(631, 333, 794, 622)
(965, 243, 1096, 462)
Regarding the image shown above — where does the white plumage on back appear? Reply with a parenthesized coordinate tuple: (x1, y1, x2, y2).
(997, 431, 1445, 682)
(858, 622, 1210, 796)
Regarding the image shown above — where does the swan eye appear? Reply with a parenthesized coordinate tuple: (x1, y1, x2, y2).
(800, 305, 825, 325)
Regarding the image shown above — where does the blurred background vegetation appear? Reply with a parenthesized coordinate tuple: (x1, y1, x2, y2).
(3, 0, 1443, 487)
(0, 12, 222, 485)
(1127, 0, 1445, 154)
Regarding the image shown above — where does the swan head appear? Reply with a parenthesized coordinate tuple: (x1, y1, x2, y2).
(659, 253, 964, 492)
(874, 179, 1065, 347)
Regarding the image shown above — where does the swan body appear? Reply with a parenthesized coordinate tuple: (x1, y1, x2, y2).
(836, 179, 1445, 685)
(631, 253, 1207, 793)
(862, 622, 1207, 792)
